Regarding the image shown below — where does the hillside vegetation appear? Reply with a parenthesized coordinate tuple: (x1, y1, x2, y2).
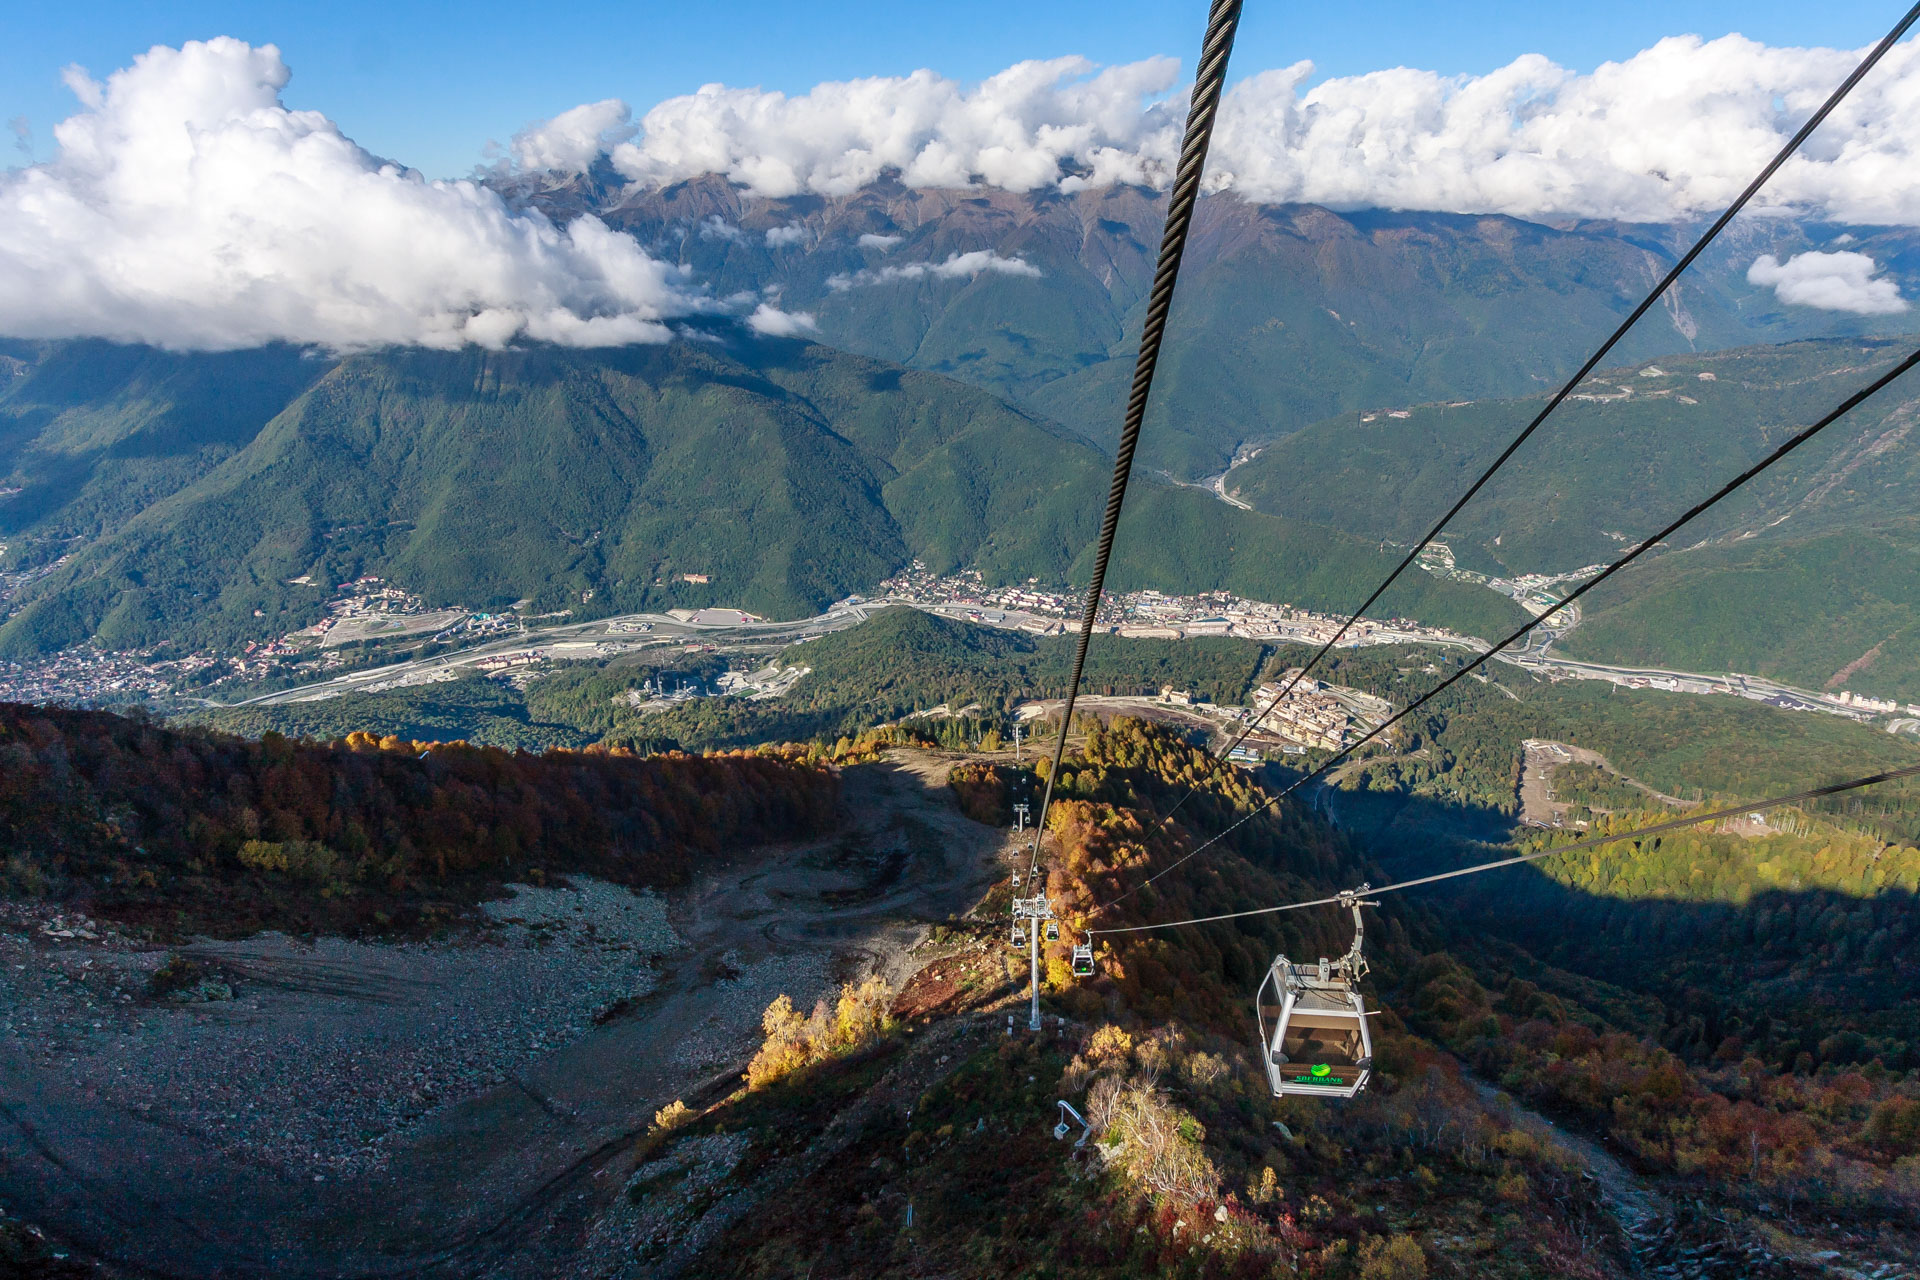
(0, 338, 1518, 656)
(0, 699, 838, 937)
(1227, 339, 1920, 699)
(1231, 340, 1919, 575)
(1558, 517, 1920, 702)
(636, 716, 1920, 1276)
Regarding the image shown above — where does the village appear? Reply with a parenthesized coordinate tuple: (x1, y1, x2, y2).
(871, 562, 1478, 650)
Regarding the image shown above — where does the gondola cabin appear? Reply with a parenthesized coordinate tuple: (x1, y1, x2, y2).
(1258, 959, 1373, 1098)
(1255, 888, 1377, 1099)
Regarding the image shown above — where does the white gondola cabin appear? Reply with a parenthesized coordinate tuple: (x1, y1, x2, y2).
(1071, 940, 1094, 977)
(1257, 888, 1377, 1099)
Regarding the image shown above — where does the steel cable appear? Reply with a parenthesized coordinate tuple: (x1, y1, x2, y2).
(1025, 0, 1244, 886)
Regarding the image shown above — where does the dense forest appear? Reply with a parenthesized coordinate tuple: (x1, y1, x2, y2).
(0, 700, 839, 936)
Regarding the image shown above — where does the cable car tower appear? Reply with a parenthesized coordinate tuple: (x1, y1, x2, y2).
(1257, 886, 1378, 1099)
(1011, 894, 1056, 1031)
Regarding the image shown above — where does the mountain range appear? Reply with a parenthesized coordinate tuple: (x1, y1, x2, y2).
(4, 180, 1920, 697)
(514, 174, 1920, 479)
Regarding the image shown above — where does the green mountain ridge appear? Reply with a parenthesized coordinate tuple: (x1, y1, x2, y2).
(0, 338, 1521, 656)
(1224, 338, 1920, 699)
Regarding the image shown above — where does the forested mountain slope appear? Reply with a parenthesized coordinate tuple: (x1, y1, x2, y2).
(1227, 338, 1920, 698)
(0, 338, 1519, 656)
(0, 699, 838, 936)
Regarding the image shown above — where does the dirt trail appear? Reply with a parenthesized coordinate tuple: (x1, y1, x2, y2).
(0, 751, 1010, 1279)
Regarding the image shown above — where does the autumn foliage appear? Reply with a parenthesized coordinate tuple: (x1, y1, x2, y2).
(0, 700, 839, 935)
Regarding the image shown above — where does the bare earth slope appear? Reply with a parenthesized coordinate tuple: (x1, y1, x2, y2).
(0, 751, 1009, 1278)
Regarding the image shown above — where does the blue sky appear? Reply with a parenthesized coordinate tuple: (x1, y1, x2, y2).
(2, 0, 1908, 178)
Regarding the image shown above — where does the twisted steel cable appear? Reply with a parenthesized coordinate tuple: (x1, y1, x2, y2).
(1025, 0, 1244, 886)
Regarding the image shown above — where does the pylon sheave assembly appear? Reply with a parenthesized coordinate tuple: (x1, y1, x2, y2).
(1257, 887, 1377, 1099)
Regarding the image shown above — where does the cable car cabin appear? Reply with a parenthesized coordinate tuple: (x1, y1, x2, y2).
(1258, 967, 1373, 1098)
(1071, 942, 1094, 977)
(1011, 920, 1029, 948)
(1045, 920, 1060, 942)
(1255, 888, 1377, 1100)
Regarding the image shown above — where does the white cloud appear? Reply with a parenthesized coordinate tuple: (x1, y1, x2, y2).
(827, 250, 1041, 291)
(1747, 250, 1909, 314)
(608, 36, 1920, 224)
(696, 214, 743, 240)
(764, 221, 808, 247)
(745, 302, 818, 336)
(0, 40, 708, 351)
(857, 233, 903, 250)
(509, 98, 633, 174)
(613, 56, 1183, 197)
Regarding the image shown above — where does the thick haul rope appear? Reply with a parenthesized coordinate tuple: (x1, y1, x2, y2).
(1025, 0, 1245, 887)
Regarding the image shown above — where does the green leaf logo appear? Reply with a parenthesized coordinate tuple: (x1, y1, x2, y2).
(1311, 1063, 1331, 1078)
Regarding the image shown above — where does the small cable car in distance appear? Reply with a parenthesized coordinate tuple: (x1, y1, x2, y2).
(1257, 887, 1378, 1099)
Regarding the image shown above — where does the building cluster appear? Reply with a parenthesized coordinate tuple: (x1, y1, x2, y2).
(0, 648, 223, 707)
(281, 577, 470, 650)
(873, 563, 1075, 631)
(1826, 689, 1917, 716)
(1249, 674, 1368, 752)
(872, 564, 1475, 650)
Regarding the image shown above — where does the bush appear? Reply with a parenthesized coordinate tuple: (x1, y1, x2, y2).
(147, 954, 207, 999)
(745, 976, 897, 1090)
(1864, 1098, 1920, 1155)
(1357, 1233, 1427, 1280)
(1095, 1077, 1219, 1202)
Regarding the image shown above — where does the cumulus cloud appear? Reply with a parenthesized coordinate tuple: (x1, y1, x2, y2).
(1747, 251, 1909, 314)
(509, 98, 633, 174)
(857, 233, 903, 250)
(604, 36, 1920, 224)
(764, 221, 808, 247)
(745, 302, 818, 336)
(613, 56, 1183, 197)
(827, 250, 1041, 291)
(697, 214, 743, 240)
(0, 39, 709, 351)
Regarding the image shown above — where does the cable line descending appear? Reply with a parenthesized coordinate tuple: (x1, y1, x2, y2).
(1088, 760, 1920, 938)
(1090, 343, 1920, 918)
(1140, 0, 1920, 838)
(1022, 0, 1244, 899)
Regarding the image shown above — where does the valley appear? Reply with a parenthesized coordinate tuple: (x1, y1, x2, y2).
(0, 750, 1010, 1277)
(2, 40, 1920, 1276)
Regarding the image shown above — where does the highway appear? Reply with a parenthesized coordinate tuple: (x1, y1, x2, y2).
(191, 595, 1885, 728)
